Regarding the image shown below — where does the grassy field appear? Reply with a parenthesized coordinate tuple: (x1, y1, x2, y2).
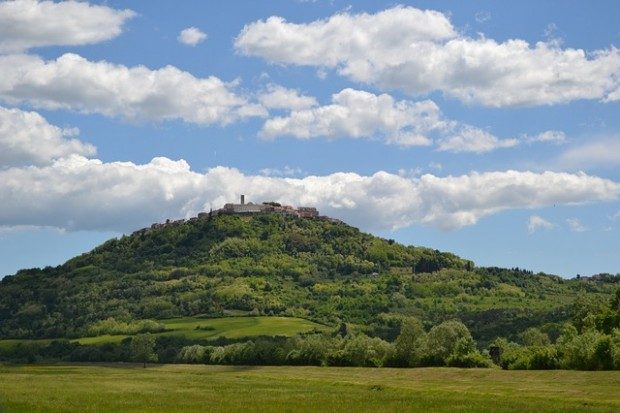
(0, 316, 327, 349)
(76, 316, 326, 345)
(0, 364, 618, 412)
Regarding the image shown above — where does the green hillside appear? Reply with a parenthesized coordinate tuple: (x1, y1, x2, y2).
(0, 316, 325, 349)
(1, 213, 617, 341)
(0, 213, 618, 368)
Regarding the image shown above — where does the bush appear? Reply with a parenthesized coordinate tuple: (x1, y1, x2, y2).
(446, 351, 493, 368)
(521, 327, 550, 346)
(527, 346, 559, 369)
(209, 342, 255, 365)
(499, 344, 531, 370)
(557, 328, 601, 370)
(285, 335, 335, 366)
(445, 336, 493, 368)
(327, 335, 393, 367)
(178, 345, 212, 363)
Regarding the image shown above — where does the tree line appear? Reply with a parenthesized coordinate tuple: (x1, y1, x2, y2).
(3, 287, 618, 370)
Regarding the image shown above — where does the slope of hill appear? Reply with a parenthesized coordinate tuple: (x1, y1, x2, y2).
(0, 213, 617, 345)
(0, 316, 326, 351)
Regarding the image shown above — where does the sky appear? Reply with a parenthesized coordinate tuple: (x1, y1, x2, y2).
(0, 0, 619, 278)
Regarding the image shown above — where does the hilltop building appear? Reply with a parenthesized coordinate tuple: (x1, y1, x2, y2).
(222, 195, 319, 218)
(132, 195, 321, 236)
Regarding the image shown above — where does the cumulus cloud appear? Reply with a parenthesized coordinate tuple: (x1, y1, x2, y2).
(437, 126, 518, 153)
(567, 217, 588, 232)
(261, 88, 438, 146)
(178, 27, 207, 46)
(0, 106, 95, 167)
(0, 155, 618, 232)
(258, 84, 318, 110)
(261, 88, 518, 151)
(0, 53, 266, 124)
(606, 87, 620, 102)
(0, 0, 134, 53)
(259, 165, 303, 177)
(235, 6, 620, 107)
(527, 215, 555, 234)
(524, 130, 566, 144)
(555, 138, 620, 170)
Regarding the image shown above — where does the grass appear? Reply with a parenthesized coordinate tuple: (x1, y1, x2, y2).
(0, 316, 328, 348)
(77, 316, 327, 344)
(0, 364, 618, 412)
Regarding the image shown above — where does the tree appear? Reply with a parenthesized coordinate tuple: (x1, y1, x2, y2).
(130, 333, 158, 368)
(394, 317, 426, 367)
(178, 345, 210, 364)
(571, 294, 604, 333)
(424, 320, 473, 365)
(521, 327, 550, 347)
(594, 287, 620, 334)
(446, 336, 493, 368)
(336, 334, 393, 367)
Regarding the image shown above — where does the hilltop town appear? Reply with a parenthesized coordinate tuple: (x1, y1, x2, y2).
(222, 195, 319, 218)
(133, 195, 337, 236)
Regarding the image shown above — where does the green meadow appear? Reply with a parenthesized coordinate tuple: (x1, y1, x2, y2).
(0, 316, 326, 349)
(77, 315, 326, 345)
(0, 364, 618, 412)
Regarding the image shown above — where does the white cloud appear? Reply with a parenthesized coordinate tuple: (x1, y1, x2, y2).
(543, 23, 560, 42)
(235, 6, 620, 107)
(524, 130, 566, 144)
(567, 218, 588, 232)
(428, 162, 442, 171)
(606, 87, 620, 102)
(0, 155, 618, 232)
(0, 0, 135, 53)
(0, 53, 266, 124)
(437, 126, 518, 153)
(258, 84, 317, 110)
(611, 210, 620, 221)
(259, 166, 303, 177)
(178, 27, 207, 46)
(475, 11, 491, 24)
(0, 106, 95, 167)
(261, 88, 519, 151)
(261, 88, 439, 146)
(398, 168, 424, 178)
(527, 215, 555, 234)
(555, 138, 620, 170)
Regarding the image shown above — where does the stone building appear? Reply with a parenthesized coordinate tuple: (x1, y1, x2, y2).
(221, 195, 319, 218)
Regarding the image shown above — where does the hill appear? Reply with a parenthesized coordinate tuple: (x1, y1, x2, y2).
(1, 212, 617, 347)
(0, 316, 325, 352)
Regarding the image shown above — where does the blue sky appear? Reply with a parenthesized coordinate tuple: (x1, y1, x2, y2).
(0, 0, 619, 278)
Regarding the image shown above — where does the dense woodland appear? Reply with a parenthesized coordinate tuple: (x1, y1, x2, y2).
(1, 213, 618, 369)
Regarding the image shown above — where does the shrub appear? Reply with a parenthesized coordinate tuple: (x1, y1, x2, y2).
(178, 345, 212, 364)
(327, 335, 393, 367)
(209, 342, 255, 365)
(527, 346, 559, 369)
(446, 351, 493, 368)
(445, 336, 493, 368)
(285, 335, 335, 366)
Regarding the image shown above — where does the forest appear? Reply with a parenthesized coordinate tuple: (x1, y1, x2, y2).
(0, 213, 618, 369)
